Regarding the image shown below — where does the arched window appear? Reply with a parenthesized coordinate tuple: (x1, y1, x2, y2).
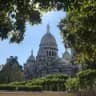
(49, 51, 51, 56)
(52, 51, 54, 56)
(47, 51, 48, 56)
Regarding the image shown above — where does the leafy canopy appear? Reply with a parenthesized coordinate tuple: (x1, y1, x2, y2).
(59, 0, 96, 65)
(0, 0, 73, 43)
(0, 0, 40, 43)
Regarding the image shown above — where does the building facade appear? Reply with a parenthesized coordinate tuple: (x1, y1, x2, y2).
(24, 25, 80, 79)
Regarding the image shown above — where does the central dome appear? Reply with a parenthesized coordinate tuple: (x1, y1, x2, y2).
(40, 25, 57, 48)
(40, 32, 57, 47)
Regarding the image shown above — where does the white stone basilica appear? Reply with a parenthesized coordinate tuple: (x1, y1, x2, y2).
(24, 25, 79, 79)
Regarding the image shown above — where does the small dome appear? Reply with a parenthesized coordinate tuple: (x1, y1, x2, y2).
(63, 50, 71, 61)
(27, 50, 35, 62)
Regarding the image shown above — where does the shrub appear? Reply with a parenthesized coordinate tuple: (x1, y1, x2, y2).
(9, 81, 26, 86)
(0, 73, 69, 91)
(46, 73, 68, 80)
(0, 84, 42, 91)
(77, 69, 96, 89)
(65, 78, 79, 92)
(16, 85, 42, 91)
(26, 74, 68, 91)
(0, 85, 16, 91)
(65, 69, 96, 92)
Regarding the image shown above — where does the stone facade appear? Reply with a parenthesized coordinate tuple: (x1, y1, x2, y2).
(24, 24, 80, 79)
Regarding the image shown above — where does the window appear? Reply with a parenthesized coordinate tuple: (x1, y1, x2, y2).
(47, 51, 48, 56)
(49, 51, 51, 56)
(52, 51, 54, 56)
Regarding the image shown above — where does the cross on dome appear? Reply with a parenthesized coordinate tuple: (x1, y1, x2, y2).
(47, 24, 50, 33)
(31, 49, 33, 56)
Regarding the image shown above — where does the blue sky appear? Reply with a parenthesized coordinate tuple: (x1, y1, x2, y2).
(0, 10, 66, 65)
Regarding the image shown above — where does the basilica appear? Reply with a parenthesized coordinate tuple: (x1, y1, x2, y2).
(24, 25, 80, 79)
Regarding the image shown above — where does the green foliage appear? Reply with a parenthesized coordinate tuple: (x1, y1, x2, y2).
(77, 69, 96, 89)
(9, 81, 27, 86)
(34, 0, 74, 11)
(45, 73, 68, 79)
(26, 74, 68, 91)
(0, 73, 68, 91)
(16, 85, 42, 91)
(65, 78, 79, 92)
(0, 0, 41, 43)
(0, 84, 16, 91)
(0, 0, 75, 43)
(59, 0, 96, 67)
(65, 69, 96, 92)
(26, 79, 45, 86)
(1, 71, 95, 92)
(0, 84, 42, 91)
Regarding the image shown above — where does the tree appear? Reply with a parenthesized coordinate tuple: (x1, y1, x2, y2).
(59, 0, 96, 68)
(77, 69, 96, 90)
(0, 0, 73, 43)
(65, 77, 79, 92)
(0, 0, 41, 43)
(0, 56, 24, 83)
(65, 69, 96, 95)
